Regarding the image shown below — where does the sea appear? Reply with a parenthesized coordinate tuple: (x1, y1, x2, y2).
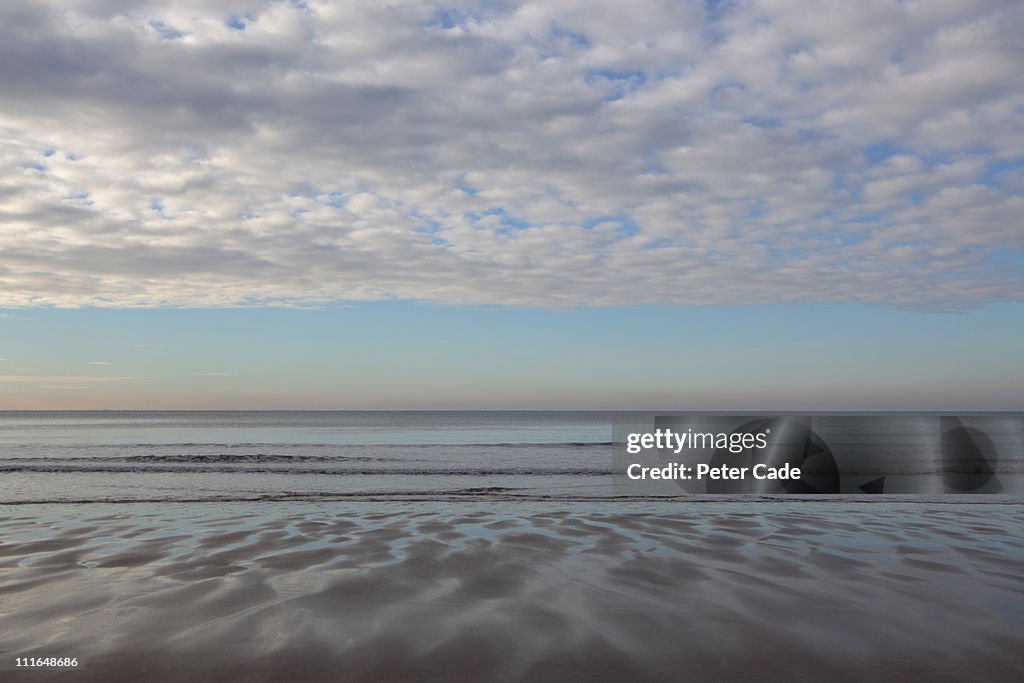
(2, 411, 1022, 504)
(0, 411, 620, 504)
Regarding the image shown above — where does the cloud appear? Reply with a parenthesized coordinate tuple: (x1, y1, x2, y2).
(88, 360, 113, 366)
(0, 0, 1021, 310)
(193, 372, 232, 377)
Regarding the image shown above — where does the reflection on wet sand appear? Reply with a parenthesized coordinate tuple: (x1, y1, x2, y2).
(1, 503, 1022, 681)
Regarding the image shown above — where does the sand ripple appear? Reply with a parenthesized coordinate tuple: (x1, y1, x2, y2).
(0, 503, 1022, 681)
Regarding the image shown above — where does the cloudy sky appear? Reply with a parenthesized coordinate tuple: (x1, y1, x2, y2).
(1, 0, 1022, 409)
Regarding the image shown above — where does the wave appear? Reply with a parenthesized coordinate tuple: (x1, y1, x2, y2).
(0, 454, 391, 463)
(0, 464, 611, 476)
(0, 441, 614, 449)
(3, 491, 1022, 505)
(4, 456, 1020, 474)
(126, 454, 382, 463)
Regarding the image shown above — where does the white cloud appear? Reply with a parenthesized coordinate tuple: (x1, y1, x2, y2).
(0, 0, 1020, 310)
(88, 361, 113, 365)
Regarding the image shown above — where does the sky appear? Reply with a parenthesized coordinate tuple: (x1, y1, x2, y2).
(0, 0, 1022, 409)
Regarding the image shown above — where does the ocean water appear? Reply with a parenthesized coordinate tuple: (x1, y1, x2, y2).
(1, 411, 1022, 504)
(0, 411, 621, 503)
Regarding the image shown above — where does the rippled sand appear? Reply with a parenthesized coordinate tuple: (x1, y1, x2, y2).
(1, 503, 1022, 681)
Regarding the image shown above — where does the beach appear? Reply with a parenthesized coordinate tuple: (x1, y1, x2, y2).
(2, 502, 1022, 681)
(3, 0, 1023, 678)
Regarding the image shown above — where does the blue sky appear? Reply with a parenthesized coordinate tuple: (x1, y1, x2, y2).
(0, 1, 1022, 408)
(1, 302, 1021, 409)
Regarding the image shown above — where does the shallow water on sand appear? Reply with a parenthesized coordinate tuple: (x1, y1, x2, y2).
(1, 502, 1022, 681)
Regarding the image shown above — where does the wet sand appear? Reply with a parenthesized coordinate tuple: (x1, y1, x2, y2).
(1, 503, 1022, 681)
